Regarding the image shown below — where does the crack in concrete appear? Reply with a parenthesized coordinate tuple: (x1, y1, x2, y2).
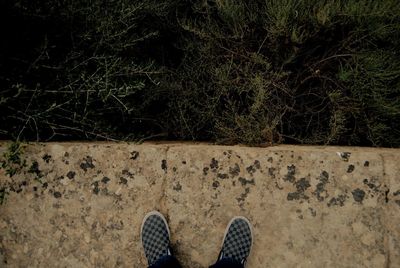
(157, 145, 171, 215)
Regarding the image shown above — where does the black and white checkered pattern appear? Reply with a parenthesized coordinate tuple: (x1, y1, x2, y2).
(219, 217, 253, 265)
(141, 212, 171, 266)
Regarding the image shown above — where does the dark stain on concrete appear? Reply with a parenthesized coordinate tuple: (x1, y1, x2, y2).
(28, 161, 42, 177)
(92, 181, 100, 194)
(275, 181, 283, 190)
(313, 171, 329, 201)
(238, 177, 255, 186)
(66, 171, 76, 180)
(246, 160, 261, 175)
(287, 192, 309, 201)
(287, 177, 310, 201)
(80, 156, 95, 171)
(347, 165, 355, 173)
(101, 177, 110, 184)
(352, 188, 365, 203)
(320, 171, 329, 182)
(363, 178, 390, 203)
(364, 161, 369, 167)
(363, 178, 379, 191)
(246, 165, 256, 175)
(268, 167, 276, 178)
(212, 181, 220, 189)
(229, 163, 240, 177)
(217, 173, 229, 179)
(130, 151, 139, 160)
(284, 165, 296, 182)
(62, 152, 70, 165)
(210, 158, 219, 170)
(309, 207, 317, 217)
(161, 160, 167, 173)
(237, 187, 250, 206)
(287, 192, 300, 201)
(327, 194, 347, 207)
(385, 188, 390, 203)
(122, 169, 134, 178)
(295, 178, 311, 192)
(42, 154, 52, 163)
(173, 182, 182, 191)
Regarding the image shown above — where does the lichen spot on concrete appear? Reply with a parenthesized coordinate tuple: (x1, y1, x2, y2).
(284, 165, 296, 182)
(80, 156, 95, 171)
(347, 165, 355, 173)
(352, 188, 366, 203)
(210, 158, 219, 170)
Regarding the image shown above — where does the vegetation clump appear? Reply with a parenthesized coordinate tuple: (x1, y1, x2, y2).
(0, 0, 399, 146)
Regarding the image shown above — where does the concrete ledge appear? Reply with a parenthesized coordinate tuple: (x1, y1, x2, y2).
(0, 142, 399, 267)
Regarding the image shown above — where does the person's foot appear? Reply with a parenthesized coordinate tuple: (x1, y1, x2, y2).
(140, 211, 173, 266)
(217, 216, 253, 266)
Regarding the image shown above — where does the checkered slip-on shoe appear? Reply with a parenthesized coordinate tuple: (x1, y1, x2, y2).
(141, 211, 172, 266)
(217, 216, 253, 266)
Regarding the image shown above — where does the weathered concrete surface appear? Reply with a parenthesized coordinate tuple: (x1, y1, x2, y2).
(0, 142, 399, 268)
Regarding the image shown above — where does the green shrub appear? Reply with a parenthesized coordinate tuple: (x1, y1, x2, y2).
(0, 0, 399, 146)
